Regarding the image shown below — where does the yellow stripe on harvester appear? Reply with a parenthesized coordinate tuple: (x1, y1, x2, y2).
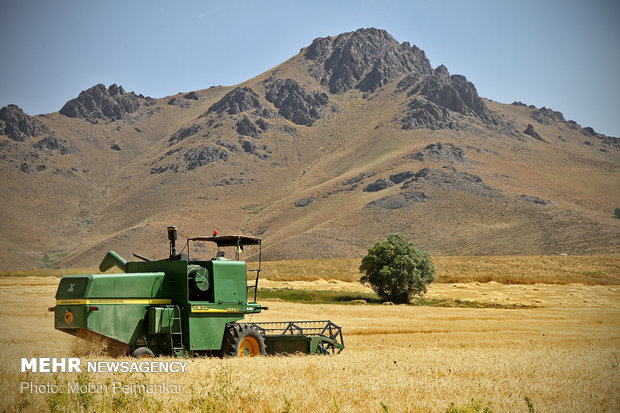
(191, 305, 242, 313)
(56, 298, 172, 305)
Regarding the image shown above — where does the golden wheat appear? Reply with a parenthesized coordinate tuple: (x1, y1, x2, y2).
(254, 255, 620, 286)
(0, 276, 618, 412)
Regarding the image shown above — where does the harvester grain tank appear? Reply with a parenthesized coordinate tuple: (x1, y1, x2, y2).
(50, 227, 344, 357)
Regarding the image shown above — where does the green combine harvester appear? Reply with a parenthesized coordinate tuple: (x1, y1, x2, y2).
(50, 226, 344, 357)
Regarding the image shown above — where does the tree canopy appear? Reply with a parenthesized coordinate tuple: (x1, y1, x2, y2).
(360, 233, 435, 304)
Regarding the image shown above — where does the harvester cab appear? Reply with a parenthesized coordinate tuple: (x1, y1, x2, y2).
(51, 226, 344, 358)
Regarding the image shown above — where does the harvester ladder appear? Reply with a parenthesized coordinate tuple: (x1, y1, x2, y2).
(169, 306, 184, 355)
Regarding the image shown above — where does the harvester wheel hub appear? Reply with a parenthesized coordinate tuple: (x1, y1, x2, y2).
(221, 324, 266, 357)
(238, 336, 260, 357)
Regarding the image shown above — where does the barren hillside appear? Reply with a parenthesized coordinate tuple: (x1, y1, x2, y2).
(1, 28, 618, 269)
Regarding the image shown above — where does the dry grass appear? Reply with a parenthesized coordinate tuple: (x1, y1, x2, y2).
(0, 268, 99, 278)
(256, 255, 620, 285)
(0, 276, 618, 412)
(2, 255, 618, 286)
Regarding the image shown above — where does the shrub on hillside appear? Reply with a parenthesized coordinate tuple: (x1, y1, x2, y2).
(359, 233, 435, 304)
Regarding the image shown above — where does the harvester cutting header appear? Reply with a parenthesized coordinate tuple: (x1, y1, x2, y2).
(50, 226, 344, 357)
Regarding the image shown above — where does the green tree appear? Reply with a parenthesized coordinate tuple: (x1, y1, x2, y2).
(614, 208, 620, 219)
(360, 233, 435, 304)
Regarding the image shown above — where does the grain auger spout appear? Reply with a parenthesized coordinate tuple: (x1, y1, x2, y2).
(99, 251, 128, 272)
(50, 226, 345, 358)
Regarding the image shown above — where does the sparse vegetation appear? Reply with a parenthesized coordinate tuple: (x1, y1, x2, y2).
(258, 288, 533, 309)
(253, 255, 620, 285)
(240, 203, 269, 215)
(72, 217, 94, 228)
(614, 207, 620, 219)
(524, 396, 535, 413)
(41, 252, 70, 268)
(445, 398, 494, 413)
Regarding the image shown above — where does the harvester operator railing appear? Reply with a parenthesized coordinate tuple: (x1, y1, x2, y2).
(186, 235, 262, 303)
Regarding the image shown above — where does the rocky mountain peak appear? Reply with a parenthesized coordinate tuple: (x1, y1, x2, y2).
(264, 78, 329, 125)
(304, 27, 432, 93)
(301, 29, 499, 129)
(404, 64, 499, 126)
(59, 83, 141, 122)
(206, 87, 264, 115)
(435, 64, 450, 77)
(0, 104, 46, 142)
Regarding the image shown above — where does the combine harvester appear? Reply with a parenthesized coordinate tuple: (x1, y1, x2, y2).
(50, 226, 344, 357)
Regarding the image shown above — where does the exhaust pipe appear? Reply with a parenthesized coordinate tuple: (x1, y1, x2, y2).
(167, 226, 178, 259)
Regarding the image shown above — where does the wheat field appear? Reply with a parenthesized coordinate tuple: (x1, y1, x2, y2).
(255, 255, 620, 285)
(0, 266, 619, 412)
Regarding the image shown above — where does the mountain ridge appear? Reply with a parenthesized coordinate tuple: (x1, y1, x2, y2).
(0, 27, 618, 270)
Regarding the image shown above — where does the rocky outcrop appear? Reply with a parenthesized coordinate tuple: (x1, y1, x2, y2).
(388, 171, 415, 184)
(236, 116, 261, 137)
(395, 73, 424, 93)
(33, 136, 70, 154)
(168, 124, 201, 145)
(531, 107, 565, 124)
(294, 197, 315, 207)
(265, 78, 329, 126)
(304, 28, 432, 93)
(153, 143, 231, 174)
(403, 166, 500, 198)
(408, 142, 468, 163)
(59, 84, 141, 122)
(519, 194, 555, 205)
(239, 139, 257, 154)
(363, 178, 393, 192)
(184, 146, 229, 170)
(206, 87, 263, 115)
(401, 98, 455, 130)
(302, 28, 499, 130)
(184, 91, 200, 100)
(523, 124, 545, 142)
(408, 66, 498, 125)
(364, 164, 500, 210)
(255, 118, 271, 131)
(168, 97, 190, 108)
(0, 104, 46, 142)
(239, 139, 272, 159)
(356, 42, 433, 92)
(366, 191, 429, 210)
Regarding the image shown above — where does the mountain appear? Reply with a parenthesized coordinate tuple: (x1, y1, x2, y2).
(1, 28, 618, 270)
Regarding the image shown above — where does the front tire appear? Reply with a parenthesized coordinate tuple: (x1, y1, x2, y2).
(221, 324, 266, 357)
(131, 347, 155, 358)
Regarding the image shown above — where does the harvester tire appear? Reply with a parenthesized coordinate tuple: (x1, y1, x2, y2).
(221, 324, 266, 357)
(132, 347, 155, 358)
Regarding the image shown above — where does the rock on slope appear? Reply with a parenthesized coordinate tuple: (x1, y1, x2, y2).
(0, 27, 618, 269)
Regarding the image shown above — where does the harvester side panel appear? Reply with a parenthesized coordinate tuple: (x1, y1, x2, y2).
(55, 302, 150, 345)
(55, 272, 169, 346)
(210, 259, 247, 305)
(182, 260, 248, 351)
(187, 315, 240, 351)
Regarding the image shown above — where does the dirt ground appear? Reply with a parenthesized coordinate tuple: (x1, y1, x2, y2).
(0, 276, 618, 412)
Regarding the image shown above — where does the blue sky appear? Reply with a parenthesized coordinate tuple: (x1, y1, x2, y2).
(1, 0, 619, 137)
